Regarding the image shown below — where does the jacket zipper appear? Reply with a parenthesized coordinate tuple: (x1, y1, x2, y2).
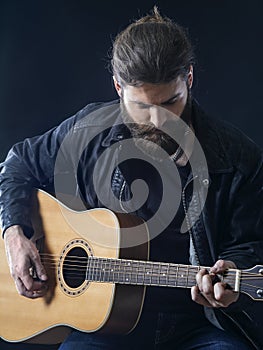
(119, 179, 128, 213)
(119, 173, 201, 267)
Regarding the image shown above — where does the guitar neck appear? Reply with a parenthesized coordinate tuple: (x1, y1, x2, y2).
(86, 257, 240, 291)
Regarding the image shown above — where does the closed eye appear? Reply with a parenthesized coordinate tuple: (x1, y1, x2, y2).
(162, 98, 178, 106)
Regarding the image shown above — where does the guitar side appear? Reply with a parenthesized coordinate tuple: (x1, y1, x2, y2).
(0, 190, 149, 343)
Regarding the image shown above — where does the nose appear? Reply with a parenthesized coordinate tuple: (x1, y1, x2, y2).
(149, 106, 168, 129)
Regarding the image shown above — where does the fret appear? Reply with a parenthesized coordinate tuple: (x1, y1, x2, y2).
(158, 263, 161, 285)
(118, 260, 125, 284)
(136, 261, 145, 285)
(186, 265, 189, 287)
(96, 257, 101, 281)
(175, 264, 179, 287)
(110, 259, 118, 282)
(86, 256, 91, 281)
(147, 262, 156, 285)
(96, 257, 102, 282)
(100, 258, 107, 282)
(131, 260, 142, 285)
(90, 257, 95, 281)
(152, 262, 159, 285)
(177, 265, 187, 287)
(117, 259, 121, 284)
(165, 264, 171, 286)
(91, 257, 96, 281)
(135, 260, 139, 285)
(118, 260, 123, 282)
(103, 258, 110, 282)
(131, 261, 138, 284)
(166, 263, 175, 286)
(111, 259, 116, 283)
(143, 260, 147, 285)
(159, 263, 169, 286)
(144, 262, 153, 285)
(188, 266, 198, 286)
(123, 260, 132, 284)
(94, 257, 100, 281)
(97, 258, 102, 282)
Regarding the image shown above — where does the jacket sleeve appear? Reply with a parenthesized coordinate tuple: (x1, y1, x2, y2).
(218, 149, 263, 269)
(0, 116, 77, 238)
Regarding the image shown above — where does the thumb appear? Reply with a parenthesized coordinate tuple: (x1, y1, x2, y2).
(33, 254, 48, 281)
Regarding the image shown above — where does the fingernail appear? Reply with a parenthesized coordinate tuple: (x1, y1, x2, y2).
(40, 274, 48, 281)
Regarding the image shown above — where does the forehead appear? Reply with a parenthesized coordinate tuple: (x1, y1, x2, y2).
(123, 77, 186, 105)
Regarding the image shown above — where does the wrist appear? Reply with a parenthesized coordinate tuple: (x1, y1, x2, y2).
(4, 225, 25, 241)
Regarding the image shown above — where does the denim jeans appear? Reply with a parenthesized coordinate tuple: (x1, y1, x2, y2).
(57, 310, 253, 350)
(58, 327, 253, 350)
(0, 339, 59, 350)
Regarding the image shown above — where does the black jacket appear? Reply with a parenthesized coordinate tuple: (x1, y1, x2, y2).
(0, 100, 263, 348)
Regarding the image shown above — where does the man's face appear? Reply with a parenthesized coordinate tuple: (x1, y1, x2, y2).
(114, 73, 193, 158)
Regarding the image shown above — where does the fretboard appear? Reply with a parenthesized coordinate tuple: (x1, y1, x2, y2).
(86, 257, 239, 291)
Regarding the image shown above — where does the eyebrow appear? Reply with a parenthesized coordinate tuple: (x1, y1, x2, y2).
(130, 93, 181, 107)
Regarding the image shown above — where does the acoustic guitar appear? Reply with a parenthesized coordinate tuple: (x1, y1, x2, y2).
(0, 190, 263, 344)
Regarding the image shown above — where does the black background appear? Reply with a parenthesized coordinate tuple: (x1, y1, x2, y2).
(0, 2, 263, 348)
(0, 0, 262, 161)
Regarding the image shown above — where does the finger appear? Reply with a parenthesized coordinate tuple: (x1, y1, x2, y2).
(196, 268, 209, 291)
(214, 281, 227, 300)
(200, 274, 221, 306)
(30, 249, 48, 282)
(191, 285, 212, 307)
(196, 269, 214, 295)
(210, 259, 236, 274)
(15, 278, 48, 299)
(19, 265, 48, 293)
(21, 272, 35, 291)
(33, 260, 48, 282)
(214, 283, 239, 307)
(196, 270, 221, 307)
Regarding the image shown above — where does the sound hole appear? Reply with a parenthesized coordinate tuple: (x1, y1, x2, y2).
(62, 247, 88, 288)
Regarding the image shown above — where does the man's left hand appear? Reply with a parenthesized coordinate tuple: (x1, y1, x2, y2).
(191, 259, 239, 308)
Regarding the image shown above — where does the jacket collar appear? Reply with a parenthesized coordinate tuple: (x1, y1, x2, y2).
(101, 101, 132, 147)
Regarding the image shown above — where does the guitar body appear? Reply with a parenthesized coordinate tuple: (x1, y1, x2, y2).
(0, 190, 149, 343)
(2, 190, 263, 348)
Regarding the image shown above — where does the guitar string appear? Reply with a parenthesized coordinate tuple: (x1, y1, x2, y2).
(38, 254, 263, 279)
(36, 259, 263, 290)
(39, 252, 263, 276)
(38, 258, 217, 282)
(36, 265, 262, 291)
(37, 261, 263, 289)
(241, 282, 263, 289)
(36, 264, 263, 291)
(39, 255, 262, 279)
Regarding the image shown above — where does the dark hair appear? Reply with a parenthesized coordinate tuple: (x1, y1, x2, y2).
(111, 6, 195, 86)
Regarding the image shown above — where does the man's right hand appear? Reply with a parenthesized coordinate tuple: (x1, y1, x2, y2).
(4, 225, 48, 298)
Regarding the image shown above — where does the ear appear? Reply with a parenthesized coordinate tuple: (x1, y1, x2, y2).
(187, 65, 194, 89)
(113, 76, 122, 97)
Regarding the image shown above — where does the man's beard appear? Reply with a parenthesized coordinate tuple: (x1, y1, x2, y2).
(121, 89, 192, 161)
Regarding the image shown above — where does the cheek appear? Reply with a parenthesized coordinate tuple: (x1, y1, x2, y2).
(166, 95, 188, 117)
